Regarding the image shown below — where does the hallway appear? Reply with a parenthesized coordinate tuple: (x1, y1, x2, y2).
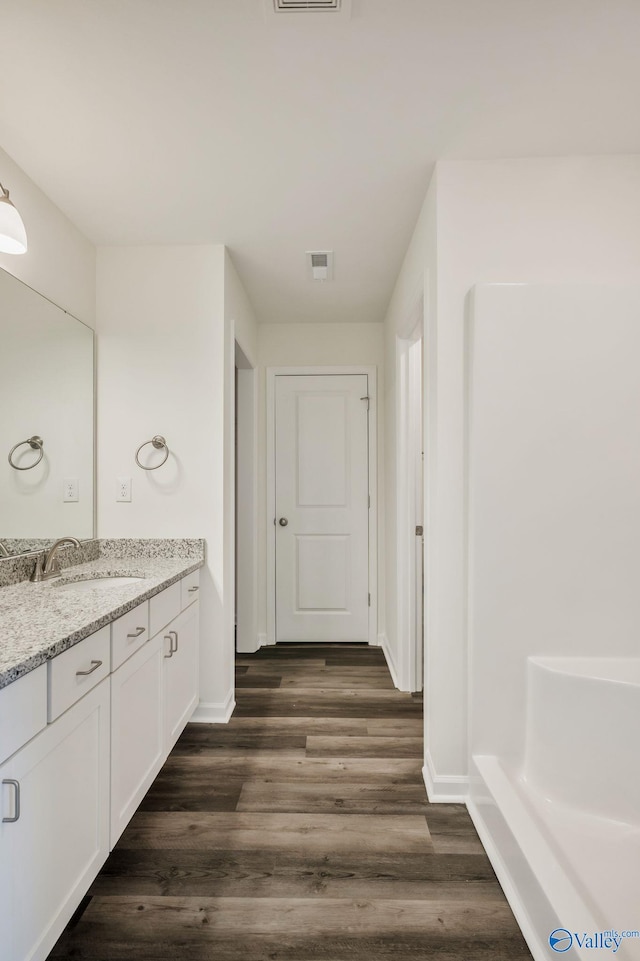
(51, 644, 531, 960)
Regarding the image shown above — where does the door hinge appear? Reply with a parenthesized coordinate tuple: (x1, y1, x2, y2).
(360, 395, 370, 411)
(368, 593, 371, 607)
(415, 525, 424, 536)
(368, 494, 370, 509)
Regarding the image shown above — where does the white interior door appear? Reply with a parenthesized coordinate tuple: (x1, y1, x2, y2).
(275, 374, 369, 642)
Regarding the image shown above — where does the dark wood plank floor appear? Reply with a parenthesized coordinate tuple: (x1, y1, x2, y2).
(50, 643, 532, 960)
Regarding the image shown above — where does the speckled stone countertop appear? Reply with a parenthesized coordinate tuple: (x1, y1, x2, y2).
(0, 549, 204, 690)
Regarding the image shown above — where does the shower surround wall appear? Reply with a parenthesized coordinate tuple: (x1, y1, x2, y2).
(466, 283, 640, 960)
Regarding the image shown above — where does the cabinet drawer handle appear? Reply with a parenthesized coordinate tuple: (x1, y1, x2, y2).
(164, 635, 174, 658)
(188, 586, 199, 593)
(2, 779, 20, 823)
(127, 627, 146, 639)
(76, 659, 103, 677)
(169, 630, 179, 653)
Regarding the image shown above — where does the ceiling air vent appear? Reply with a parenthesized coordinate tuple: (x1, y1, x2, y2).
(265, 0, 351, 20)
(306, 250, 334, 281)
(276, 0, 340, 8)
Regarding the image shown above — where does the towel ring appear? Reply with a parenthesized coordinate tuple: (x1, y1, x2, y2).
(135, 435, 169, 470)
(8, 436, 44, 471)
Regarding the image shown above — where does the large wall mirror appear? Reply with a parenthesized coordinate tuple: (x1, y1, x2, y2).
(0, 267, 94, 558)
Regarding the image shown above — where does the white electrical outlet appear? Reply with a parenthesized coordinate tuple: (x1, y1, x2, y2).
(63, 477, 79, 502)
(117, 476, 132, 502)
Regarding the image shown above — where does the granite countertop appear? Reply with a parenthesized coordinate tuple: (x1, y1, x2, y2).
(0, 554, 204, 690)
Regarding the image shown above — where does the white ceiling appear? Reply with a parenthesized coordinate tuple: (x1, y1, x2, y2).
(2, 0, 640, 324)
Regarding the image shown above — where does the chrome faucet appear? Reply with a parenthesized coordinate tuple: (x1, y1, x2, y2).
(31, 536, 81, 582)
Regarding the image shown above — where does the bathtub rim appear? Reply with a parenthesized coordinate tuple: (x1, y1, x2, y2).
(528, 655, 640, 685)
(469, 753, 600, 961)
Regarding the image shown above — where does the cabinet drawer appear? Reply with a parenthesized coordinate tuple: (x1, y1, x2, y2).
(149, 581, 181, 638)
(48, 626, 111, 722)
(0, 665, 47, 765)
(111, 601, 150, 672)
(181, 570, 200, 609)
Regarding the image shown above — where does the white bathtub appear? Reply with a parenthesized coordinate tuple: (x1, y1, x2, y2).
(525, 656, 640, 825)
(468, 657, 640, 961)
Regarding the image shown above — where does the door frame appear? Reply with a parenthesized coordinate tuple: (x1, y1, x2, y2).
(266, 366, 378, 647)
(396, 328, 423, 691)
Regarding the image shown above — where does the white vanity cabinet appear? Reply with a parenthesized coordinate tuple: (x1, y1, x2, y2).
(0, 566, 201, 961)
(110, 573, 199, 845)
(0, 678, 110, 961)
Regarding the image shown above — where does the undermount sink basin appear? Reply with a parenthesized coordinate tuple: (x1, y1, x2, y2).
(53, 576, 144, 592)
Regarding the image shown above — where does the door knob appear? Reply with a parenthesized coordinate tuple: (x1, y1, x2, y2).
(279, 517, 288, 527)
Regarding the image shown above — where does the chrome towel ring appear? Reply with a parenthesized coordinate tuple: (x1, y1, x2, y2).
(8, 435, 44, 471)
(135, 435, 169, 470)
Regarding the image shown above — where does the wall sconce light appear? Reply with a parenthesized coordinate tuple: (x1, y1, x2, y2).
(0, 183, 27, 254)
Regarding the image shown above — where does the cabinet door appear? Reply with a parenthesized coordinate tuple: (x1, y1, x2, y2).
(0, 679, 110, 961)
(164, 602, 199, 754)
(110, 635, 164, 847)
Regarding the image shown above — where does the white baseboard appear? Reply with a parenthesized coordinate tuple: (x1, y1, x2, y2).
(423, 749, 468, 803)
(191, 689, 235, 724)
(236, 634, 261, 654)
(378, 632, 400, 688)
(236, 632, 269, 655)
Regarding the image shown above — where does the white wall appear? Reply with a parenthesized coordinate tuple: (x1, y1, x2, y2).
(468, 283, 640, 764)
(97, 245, 232, 716)
(386, 155, 640, 799)
(0, 145, 95, 326)
(256, 322, 384, 644)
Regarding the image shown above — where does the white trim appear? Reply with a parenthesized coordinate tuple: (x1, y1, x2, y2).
(191, 690, 236, 724)
(395, 334, 424, 691)
(266, 366, 378, 646)
(422, 749, 469, 803)
(378, 632, 399, 687)
(236, 635, 261, 655)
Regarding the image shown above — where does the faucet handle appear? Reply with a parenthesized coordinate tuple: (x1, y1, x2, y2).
(30, 552, 46, 583)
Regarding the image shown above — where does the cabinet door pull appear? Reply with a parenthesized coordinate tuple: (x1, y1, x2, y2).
(2, 779, 20, 823)
(76, 659, 103, 677)
(188, 586, 199, 593)
(169, 630, 179, 653)
(164, 635, 174, 658)
(127, 627, 146, 639)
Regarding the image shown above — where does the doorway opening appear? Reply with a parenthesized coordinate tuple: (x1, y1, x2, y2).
(235, 341, 258, 655)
